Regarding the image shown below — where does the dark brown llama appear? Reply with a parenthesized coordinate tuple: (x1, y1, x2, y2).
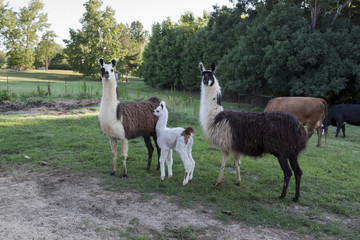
(98, 58, 160, 177)
(199, 62, 307, 202)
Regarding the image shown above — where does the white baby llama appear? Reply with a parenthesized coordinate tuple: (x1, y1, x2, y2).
(153, 101, 195, 186)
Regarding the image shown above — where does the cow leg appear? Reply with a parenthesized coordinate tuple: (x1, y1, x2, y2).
(341, 124, 346, 138)
(316, 126, 322, 147)
(335, 119, 344, 137)
(289, 154, 302, 202)
(306, 126, 314, 145)
(277, 155, 292, 199)
(143, 135, 154, 171)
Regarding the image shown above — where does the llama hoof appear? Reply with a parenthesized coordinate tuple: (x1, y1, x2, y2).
(292, 197, 299, 202)
(161, 176, 165, 180)
(122, 174, 128, 179)
(214, 182, 221, 186)
(110, 172, 115, 176)
(168, 175, 173, 178)
(234, 182, 241, 187)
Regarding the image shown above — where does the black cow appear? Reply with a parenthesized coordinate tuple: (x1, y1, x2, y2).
(324, 104, 360, 138)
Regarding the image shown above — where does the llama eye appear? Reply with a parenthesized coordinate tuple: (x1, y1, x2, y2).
(111, 69, 114, 72)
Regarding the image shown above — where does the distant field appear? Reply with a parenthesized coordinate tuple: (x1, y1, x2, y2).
(0, 70, 149, 101)
(0, 69, 359, 239)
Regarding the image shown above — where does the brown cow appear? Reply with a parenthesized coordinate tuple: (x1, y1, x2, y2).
(264, 97, 328, 147)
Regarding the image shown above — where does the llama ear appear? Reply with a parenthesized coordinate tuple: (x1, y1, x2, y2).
(211, 63, 216, 73)
(111, 58, 116, 67)
(199, 62, 205, 73)
(160, 101, 166, 109)
(99, 58, 104, 67)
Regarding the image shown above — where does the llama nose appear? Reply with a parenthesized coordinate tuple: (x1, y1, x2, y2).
(104, 71, 110, 79)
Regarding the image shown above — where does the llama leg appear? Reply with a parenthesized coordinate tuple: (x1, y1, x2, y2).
(215, 151, 229, 186)
(233, 152, 242, 186)
(166, 149, 173, 178)
(187, 148, 195, 181)
(179, 151, 191, 186)
(153, 135, 161, 170)
(277, 155, 292, 199)
(144, 135, 154, 170)
(159, 149, 168, 180)
(121, 138, 129, 178)
(109, 137, 118, 176)
(289, 154, 303, 202)
(176, 140, 191, 185)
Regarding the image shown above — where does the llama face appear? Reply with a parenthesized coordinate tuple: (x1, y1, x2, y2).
(99, 58, 116, 80)
(199, 62, 216, 87)
(153, 101, 166, 117)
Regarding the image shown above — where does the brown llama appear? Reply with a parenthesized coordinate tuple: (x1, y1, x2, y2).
(98, 58, 160, 177)
(199, 62, 307, 202)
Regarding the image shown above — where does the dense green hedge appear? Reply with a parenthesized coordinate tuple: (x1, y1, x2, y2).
(141, 1, 360, 104)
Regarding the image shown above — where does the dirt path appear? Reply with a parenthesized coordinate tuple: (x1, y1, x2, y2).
(0, 99, 100, 115)
(0, 166, 315, 240)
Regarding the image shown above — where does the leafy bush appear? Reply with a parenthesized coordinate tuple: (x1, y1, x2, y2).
(0, 90, 11, 101)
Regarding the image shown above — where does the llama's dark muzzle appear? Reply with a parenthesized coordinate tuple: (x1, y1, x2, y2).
(104, 72, 110, 79)
(202, 71, 215, 86)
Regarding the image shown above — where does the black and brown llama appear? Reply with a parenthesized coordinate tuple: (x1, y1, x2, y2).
(199, 62, 307, 202)
(98, 58, 160, 177)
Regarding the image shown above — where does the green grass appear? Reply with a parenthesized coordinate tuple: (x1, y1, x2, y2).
(0, 70, 359, 239)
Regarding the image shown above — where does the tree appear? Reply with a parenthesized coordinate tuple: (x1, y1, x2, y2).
(0, 51, 6, 68)
(3, 0, 49, 70)
(142, 13, 208, 89)
(64, 0, 119, 76)
(117, 21, 146, 80)
(64, 0, 145, 77)
(35, 30, 58, 70)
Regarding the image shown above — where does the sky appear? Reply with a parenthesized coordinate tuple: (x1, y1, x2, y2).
(6, 0, 235, 46)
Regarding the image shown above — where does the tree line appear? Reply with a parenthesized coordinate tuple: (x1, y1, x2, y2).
(141, 0, 360, 104)
(1, 0, 359, 104)
(0, 0, 146, 78)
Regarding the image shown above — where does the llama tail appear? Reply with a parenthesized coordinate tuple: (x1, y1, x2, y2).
(181, 127, 194, 145)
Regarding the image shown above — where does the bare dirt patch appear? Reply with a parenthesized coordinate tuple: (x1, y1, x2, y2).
(0, 99, 100, 115)
(0, 165, 315, 240)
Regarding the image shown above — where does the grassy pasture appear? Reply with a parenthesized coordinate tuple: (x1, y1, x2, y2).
(0, 70, 359, 239)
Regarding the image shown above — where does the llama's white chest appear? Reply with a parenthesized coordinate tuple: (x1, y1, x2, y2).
(99, 101, 125, 139)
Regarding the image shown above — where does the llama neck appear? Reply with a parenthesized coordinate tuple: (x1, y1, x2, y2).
(101, 76, 118, 104)
(200, 77, 223, 131)
(156, 110, 168, 133)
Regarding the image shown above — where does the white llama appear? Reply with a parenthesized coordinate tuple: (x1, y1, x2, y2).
(153, 101, 196, 186)
(98, 58, 161, 177)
